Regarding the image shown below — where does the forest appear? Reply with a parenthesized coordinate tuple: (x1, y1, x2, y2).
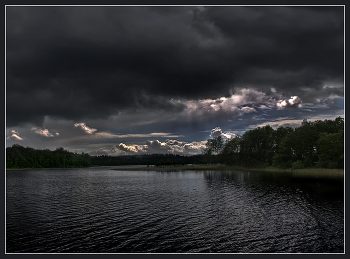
(5, 145, 205, 169)
(6, 117, 344, 170)
(6, 146, 91, 169)
(203, 117, 344, 169)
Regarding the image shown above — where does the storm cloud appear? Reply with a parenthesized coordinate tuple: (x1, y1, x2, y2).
(7, 6, 343, 126)
(6, 5, 344, 155)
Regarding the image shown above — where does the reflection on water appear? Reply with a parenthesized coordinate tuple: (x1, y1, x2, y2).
(6, 168, 344, 253)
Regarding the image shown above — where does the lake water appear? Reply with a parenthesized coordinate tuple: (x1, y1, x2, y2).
(6, 167, 344, 253)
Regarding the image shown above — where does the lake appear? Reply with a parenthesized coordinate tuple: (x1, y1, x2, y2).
(6, 167, 344, 253)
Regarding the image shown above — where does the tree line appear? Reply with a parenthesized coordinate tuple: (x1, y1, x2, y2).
(203, 117, 344, 169)
(6, 145, 205, 169)
(6, 145, 91, 169)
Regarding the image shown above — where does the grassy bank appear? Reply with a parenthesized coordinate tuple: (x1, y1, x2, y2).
(289, 168, 344, 180)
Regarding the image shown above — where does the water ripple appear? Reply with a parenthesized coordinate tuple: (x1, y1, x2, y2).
(6, 169, 343, 253)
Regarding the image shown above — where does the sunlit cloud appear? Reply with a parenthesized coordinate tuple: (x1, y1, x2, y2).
(250, 117, 304, 130)
(184, 88, 274, 116)
(118, 143, 146, 154)
(209, 127, 235, 140)
(117, 139, 207, 155)
(240, 106, 256, 113)
(74, 123, 97, 134)
(210, 127, 223, 138)
(31, 127, 55, 137)
(276, 100, 288, 109)
(277, 96, 302, 109)
(288, 96, 300, 105)
(258, 104, 271, 110)
(8, 130, 23, 140)
(145, 140, 172, 153)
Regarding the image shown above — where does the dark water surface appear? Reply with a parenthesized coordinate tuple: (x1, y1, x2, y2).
(6, 168, 344, 253)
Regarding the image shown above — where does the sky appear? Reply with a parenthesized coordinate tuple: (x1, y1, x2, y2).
(6, 5, 344, 156)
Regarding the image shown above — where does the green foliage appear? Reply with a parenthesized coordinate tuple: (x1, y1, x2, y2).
(219, 136, 241, 165)
(203, 117, 344, 169)
(239, 125, 275, 166)
(203, 136, 224, 164)
(316, 130, 344, 168)
(273, 126, 294, 154)
(291, 160, 304, 170)
(271, 117, 344, 169)
(272, 131, 295, 168)
(6, 145, 205, 169)
(204, 136, 224, 155)
(6, 145, 91, 169)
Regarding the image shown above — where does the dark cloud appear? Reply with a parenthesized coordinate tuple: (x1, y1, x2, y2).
(6, 6, 343, 128)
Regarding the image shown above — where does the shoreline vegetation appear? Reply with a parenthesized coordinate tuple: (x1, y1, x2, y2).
(202, 117, 344, 170)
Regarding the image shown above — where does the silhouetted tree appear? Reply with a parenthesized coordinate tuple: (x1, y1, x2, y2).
(202, 117, 344, 169)
(219, 136, 241, 165)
